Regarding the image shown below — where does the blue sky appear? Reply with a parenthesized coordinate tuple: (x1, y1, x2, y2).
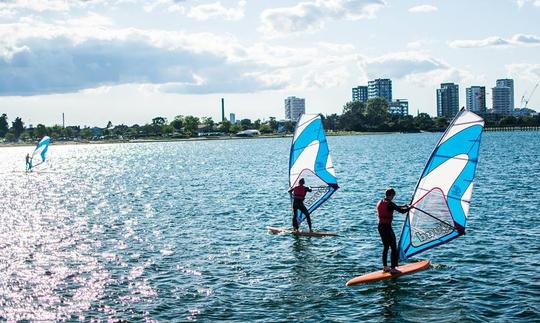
(0, 0, 539, 126)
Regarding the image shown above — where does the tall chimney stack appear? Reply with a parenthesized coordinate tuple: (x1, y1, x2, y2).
(221, 98, 225, 122)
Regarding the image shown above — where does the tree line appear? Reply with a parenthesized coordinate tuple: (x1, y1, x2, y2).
(1, 98, 539, 142)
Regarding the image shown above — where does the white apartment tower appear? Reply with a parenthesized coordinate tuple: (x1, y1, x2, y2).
(284, 96, 305, 121)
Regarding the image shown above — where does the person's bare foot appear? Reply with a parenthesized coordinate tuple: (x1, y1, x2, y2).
(382, 266, 391, 273)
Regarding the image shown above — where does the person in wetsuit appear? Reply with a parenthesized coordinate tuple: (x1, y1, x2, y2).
(288, 178, 313, 232)
(25, 153, 32, 172)
(377, 188, 411, 274)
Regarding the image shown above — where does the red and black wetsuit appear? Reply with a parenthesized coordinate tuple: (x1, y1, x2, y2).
(377, 198, 409, 268)
(290, 185, 313, 230)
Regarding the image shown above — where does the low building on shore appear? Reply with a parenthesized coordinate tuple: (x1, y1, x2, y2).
(236, 129, 260, 137)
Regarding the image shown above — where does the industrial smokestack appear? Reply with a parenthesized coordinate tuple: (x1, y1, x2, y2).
(62, 113, 65, 128)
(221, 98, 225, 122)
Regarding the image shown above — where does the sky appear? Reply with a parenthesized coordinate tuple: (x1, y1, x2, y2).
(0, 0, 539, 127)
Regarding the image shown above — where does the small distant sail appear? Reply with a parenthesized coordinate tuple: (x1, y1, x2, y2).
(31, 136, 51, 168)
(289, 114, 339, 224)
(398, 108, 484, 260)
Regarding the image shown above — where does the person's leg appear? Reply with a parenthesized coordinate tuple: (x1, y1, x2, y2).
(300, 204, 312, 231)
(292, 206, 299, 230)
(378, 225, 390, 268)
(390, 229, 398, 268)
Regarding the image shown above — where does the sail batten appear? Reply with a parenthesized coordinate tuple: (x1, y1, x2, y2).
(398, 109, 484, 261)
(289, 114, 338, 224)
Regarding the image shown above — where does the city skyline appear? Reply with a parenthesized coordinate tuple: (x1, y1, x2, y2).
(0, 1, 539, 126)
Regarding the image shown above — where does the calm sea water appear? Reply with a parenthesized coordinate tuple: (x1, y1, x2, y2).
(0, 132, 539, 321)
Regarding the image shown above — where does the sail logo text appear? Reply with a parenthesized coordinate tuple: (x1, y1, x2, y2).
(414, 223, 453, 243)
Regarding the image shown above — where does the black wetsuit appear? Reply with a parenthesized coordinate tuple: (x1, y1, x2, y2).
(378, 201, 408, 268)
(290, 186, 312, 230)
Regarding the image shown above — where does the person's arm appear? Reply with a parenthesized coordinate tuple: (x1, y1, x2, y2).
(389, 201, 410, 214)
(306, 187, 312, 192)
(288, 187, 293, 193)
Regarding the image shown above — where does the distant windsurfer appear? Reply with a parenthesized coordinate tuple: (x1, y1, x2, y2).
(377, 188, 410, 275)
(25, 153, 32, 172)
(288, 178, 313, 232)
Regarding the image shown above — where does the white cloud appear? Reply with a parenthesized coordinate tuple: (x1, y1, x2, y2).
(448, 34, 540, 48)
(511, 33, 540, 43)
(259, 0, 386, 37)
(360, 51, 447, 79)
(0, 17, 287, 96)
(187, 1, 246, 21)
(408, 4, 438, 13)
(515, 0, 540, 7)
(506, 63, 540, 81)
(449, 36, 509, 48)
(356, 51, 476, 88)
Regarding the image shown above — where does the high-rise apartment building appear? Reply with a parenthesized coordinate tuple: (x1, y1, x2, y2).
(388, 99, 409, 116)
(492, 79, 514, 115)
(466, 86, 486, 113)
(436, 83, 459, 118)
(352, 86, 368, 102)
(284, 96, 305, 121)
(368, 79, 392, 102)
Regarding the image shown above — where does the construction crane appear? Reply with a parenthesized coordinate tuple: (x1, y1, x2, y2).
(523, 83, 538, 108)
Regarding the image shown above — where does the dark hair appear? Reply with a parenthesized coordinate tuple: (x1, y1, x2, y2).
(385, 188, 396, 197)
(299, 178, 305, 185)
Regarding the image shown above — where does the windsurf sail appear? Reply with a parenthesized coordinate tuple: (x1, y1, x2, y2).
(289, 114, 338, 224)
(30, 136, 51, 168)
(398, 108, 484, 260)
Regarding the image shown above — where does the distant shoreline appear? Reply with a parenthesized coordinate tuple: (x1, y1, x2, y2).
(0, 131, 400, 148)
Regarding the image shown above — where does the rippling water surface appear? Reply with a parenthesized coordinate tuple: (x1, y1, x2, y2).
(0, 132, 539, 321)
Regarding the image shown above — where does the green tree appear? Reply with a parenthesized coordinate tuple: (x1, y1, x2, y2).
(240, 119, 252, 130)
(413, 113, 434, 131)
(80, 127, 92, 139)
(323, 113, 340, 131)
(230, 124, 242, 133)
(0, 114, 8, 137)
(183, 116, 200, 136)
(340, 101, 365, 131)
(364, 98, 389, 127)
(434, 117, 448, 130)
(253, 119, 261, 129)
(219, 120, 231, 133)
(106, 121, 113, 129)
(499, 116, 517, 126)
(268, 117, 278, 132)
(170, 115, 184, 132)
(283, 120, 294, 133)
(201, 117, 214, 128)
(259, 124, 272, 134)
(152, 117, 167, 126)
(11, 117, 24, 139)
(161, 124, 174, 136)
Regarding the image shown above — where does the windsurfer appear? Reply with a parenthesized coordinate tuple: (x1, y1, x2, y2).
(288, 178, 313, 232)
(377, 188, 410, 274)
(25, 153, 32, 172)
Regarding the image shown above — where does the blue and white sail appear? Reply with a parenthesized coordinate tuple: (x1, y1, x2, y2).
(30, 136, 51, 168)
(398, 109, 484, 260)
(289, 114, 338, 224)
